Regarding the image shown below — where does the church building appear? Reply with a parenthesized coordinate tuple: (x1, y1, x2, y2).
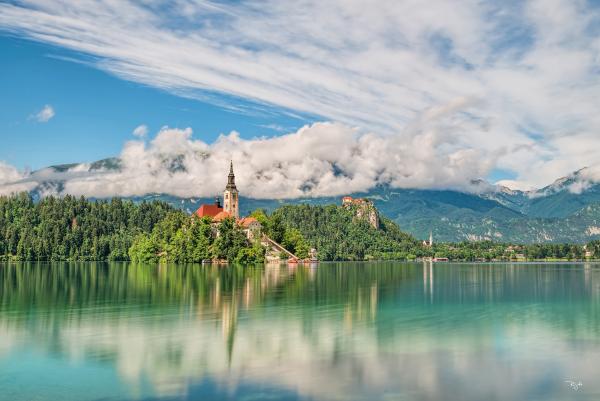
(195, 161, 260, 240)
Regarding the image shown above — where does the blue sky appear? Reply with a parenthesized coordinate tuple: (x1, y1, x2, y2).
(0, 35, 309, 170)
(0, 0, 599, 198)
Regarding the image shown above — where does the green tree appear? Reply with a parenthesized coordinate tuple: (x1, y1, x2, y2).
(282, 228, 310, 258)
(211, 218, 250, 262)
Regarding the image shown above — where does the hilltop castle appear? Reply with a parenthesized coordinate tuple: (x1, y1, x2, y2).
(342, 196, 380, 229)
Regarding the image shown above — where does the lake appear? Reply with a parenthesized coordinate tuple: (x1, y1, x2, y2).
(1, 262, 599, 401)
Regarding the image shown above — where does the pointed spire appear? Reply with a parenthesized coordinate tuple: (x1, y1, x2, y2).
(226, 160, 237, 190)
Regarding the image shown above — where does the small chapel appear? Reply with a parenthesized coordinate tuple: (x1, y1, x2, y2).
(194, 161, 262, 240)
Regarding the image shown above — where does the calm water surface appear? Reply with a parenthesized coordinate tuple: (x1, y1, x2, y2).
(1, 262, 600, 401)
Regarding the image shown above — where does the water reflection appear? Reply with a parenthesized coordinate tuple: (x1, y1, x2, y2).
(1, 262, 600, 401)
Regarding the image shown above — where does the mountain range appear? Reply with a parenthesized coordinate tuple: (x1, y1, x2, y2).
(8, 159, 600, 243)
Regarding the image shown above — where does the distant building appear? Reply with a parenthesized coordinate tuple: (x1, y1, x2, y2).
(194, 161, 260, 240)
(341, 196, 379, 229)
(239, 217, 261, 240)
(423, 232, 433, 247)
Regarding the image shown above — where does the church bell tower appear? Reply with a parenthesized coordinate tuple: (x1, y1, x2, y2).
(223, 161, 239, 219)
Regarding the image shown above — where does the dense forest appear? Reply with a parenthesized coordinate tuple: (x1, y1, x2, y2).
(0, 193, 173, 261)
(128, 212, 265, 264)
(265, 204, 423, 260)
(1, 193, 599, 262)
(430, 240, 600, 261)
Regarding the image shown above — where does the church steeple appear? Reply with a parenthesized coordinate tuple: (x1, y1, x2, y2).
(226, 160, 237, 190)
(223, 160, 239, 219)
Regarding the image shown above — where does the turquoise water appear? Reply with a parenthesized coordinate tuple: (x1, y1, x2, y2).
(1, 262, 599, 401)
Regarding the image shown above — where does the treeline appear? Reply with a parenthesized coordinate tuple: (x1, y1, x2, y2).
(430, 240, 600, 261)
(129, 213, 265, 264)
(129, 209, 310, 264)
(0, 193, 301, 264)
(261, 204, 600, 261)
(1, 193, 599, 263)
(266, 204, 424, 260)
(0, 193, 172, 261)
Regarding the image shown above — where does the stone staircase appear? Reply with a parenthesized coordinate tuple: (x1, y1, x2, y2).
(261, 234, 298, 263)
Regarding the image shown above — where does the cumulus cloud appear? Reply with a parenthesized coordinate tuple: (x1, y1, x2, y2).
(31, 104, 55, 122)
(522, 164, 600, 197)
(0, 162, 24, 183)
(132, 124, 148, 138)
(494, 180, 536, 192)
(563, 165, 600, 194)
(567, 180, 590, 194)
(1, 1, 600, 188)
(0, 162, 35, 195)
(0, 117, 499, 199)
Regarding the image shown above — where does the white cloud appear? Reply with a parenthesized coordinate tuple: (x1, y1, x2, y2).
(132, 124, 148, 138)
(580, 165, 600, 183)
(31, 104, 55, 122)
(1, 1, 599, 188)
(494, 180, 535, 192)
(258, 124, 290, 133)
(0, 118, 498, 199)
(568, 180, 590, 194)
(0, 162, 35, 195)
(0, 162, 23, 183)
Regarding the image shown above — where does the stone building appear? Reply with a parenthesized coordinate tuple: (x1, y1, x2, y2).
(239, 217, 261, 241)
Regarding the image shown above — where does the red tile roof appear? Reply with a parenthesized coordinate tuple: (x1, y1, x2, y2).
(195, 204, 223, 218)
(239, 216, 259, 228)
(213, 211, 232, 222)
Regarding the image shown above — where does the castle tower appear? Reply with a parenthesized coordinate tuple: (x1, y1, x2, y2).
(223, 161, 239, 219)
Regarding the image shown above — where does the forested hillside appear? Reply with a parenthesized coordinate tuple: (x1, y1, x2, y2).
(0, 194, 424, 262)
(0, 193, 173, 261)
(270, 204, 423, 260)
(2, 194, 599, 262)
(6, 157, 600, 243)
